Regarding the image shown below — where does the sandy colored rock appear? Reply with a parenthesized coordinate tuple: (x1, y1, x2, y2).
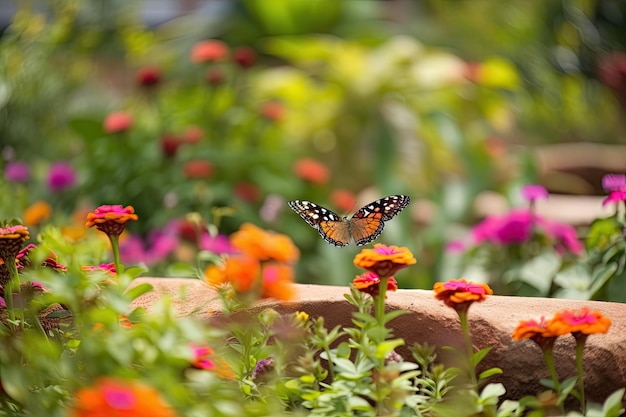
(130, 278, 626, 405)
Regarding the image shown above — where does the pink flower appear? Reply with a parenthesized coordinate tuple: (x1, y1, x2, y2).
(541, 219, 583, 255)
(200, 233, 236, 255)
(47, 162, 76, 192)
(352, 271, 398, 297)
(190, 344, 215, 370)
(445, 240, 466, 253)
(104, 111, 133, 133)
(603, 190, 626, 206)
(191, 40, 229, 63)
(472, 210, 533, 245)
(4, 161, 30, 183)
(521, 184, 549, 202)
(601, 174, 626, 192)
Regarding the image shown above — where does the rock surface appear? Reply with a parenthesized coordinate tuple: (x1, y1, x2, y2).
(130, 278, 626, 405)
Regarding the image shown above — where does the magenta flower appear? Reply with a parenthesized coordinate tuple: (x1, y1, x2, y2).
(495, 210, 534, 244)
(541, 219, 583, 255)
(521, 184, 549, 202)
(4, 161, 30, 183)
(190, 344, 216, 370)
(200, 233, 237, 255)
(603, 190, 626, 206)
(473, 210, 534, 245)
(601, 174, 626, 192)
(47, 162, 76, 192)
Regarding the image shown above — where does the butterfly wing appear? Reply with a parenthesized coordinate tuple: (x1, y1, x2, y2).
(349, 195, 411, 246)
(288, 200, 351, 246)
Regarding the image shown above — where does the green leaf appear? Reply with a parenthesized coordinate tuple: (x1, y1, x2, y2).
(124, 283, 154, 301)
(588, 217, 622, 249)
(599, 388, 625, 417)
(479, 367, 503, 381)
(383, 309, 408, 323)
(589, 262, 619, 298)
(375, 339, 405, 359)
(518, 250, 561, 296)
(471, 346, 493, 367)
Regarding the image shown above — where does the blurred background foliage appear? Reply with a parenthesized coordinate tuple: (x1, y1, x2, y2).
(1, 0, 625, 289)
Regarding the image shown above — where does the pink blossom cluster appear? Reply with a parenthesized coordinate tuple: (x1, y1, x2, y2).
(471, 209, 583, 255)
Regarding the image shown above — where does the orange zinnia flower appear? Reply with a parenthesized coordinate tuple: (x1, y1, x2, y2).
(70, 378, 177, 417)
(353, 271, 398, 297)
(0, 225, 30, 269)
(204, 255, 260, 293)
(512, 316, 560, 349)
(433, 278, 492, 314)
(85, 205, 138, 236)
(548, 308, 611, 337)
(23, 200, 52, 226)
(353, 244, 416, 278)
(230, 223, 299, 263)
(261, 263, 295, 301)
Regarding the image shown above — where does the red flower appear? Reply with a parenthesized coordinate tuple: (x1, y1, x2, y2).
(160, 134, 182, 158)
(233, 46, 256, 68)
(234, 182, 260, 203)
(191, 40, 229, 63)
(293, 158, 330, 185)
(353, 271, 398, 297)
(136, 66, 161, 87)
(260, 101, 284, 121)
(183, 160, 213, 179)
(103, 111, 133, 134)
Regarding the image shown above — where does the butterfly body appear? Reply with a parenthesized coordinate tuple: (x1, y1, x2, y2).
(288, 195, 410, 246)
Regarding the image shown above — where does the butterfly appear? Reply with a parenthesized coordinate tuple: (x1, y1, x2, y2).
(288, 195, 411, 246)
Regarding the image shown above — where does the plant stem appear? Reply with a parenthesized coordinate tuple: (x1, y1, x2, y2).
(542, 347, 561, 393)
(4, 259, 20, 330)
(109, 234, 124, 276)
(374, 277, 390, 416)
(458, 310, 478, 389)
(575, 340, 586, 414)
(375, 277, 389, 328)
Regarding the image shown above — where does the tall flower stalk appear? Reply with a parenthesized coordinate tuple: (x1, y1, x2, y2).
(85, 205, 138, 276)
(0, 224, 30, 331)
(433, 278, 493, 390)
